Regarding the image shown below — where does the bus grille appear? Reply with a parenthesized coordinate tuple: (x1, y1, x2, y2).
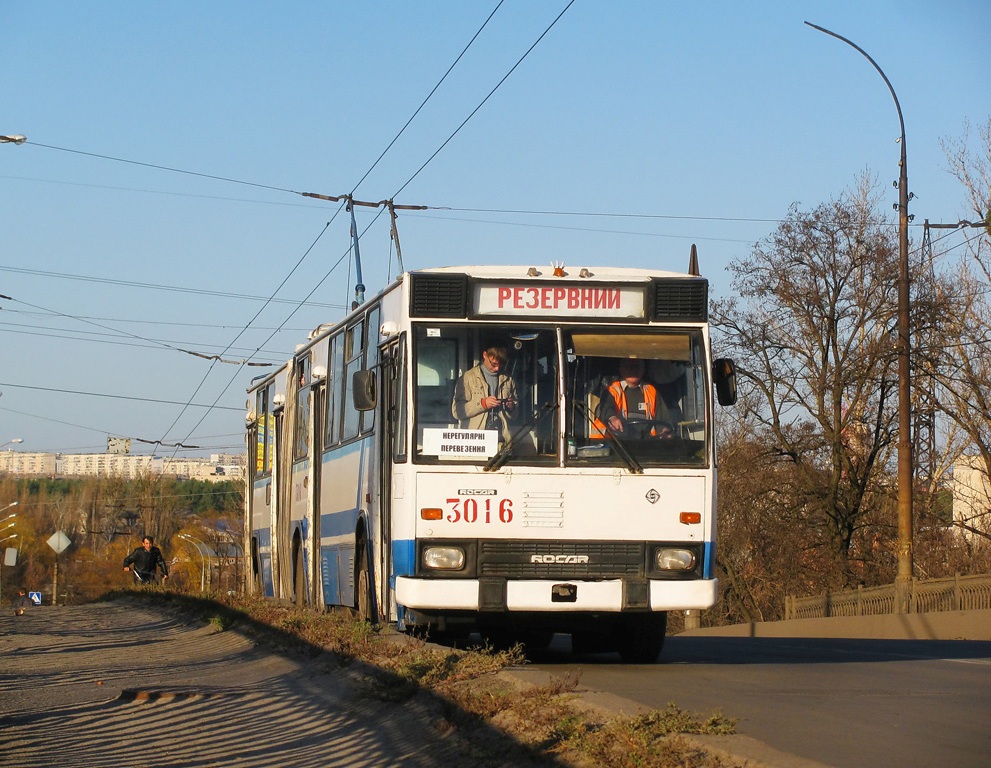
(409, 273, 469, 318)
(478, 540, 645, 578)
(651, 278, 708, 321)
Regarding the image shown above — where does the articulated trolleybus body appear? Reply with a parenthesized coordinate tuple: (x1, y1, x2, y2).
(245, 263, 736, 662)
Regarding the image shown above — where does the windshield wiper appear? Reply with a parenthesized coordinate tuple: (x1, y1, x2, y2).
(484, 401, 559, 472)
(573, 401, 643, 474)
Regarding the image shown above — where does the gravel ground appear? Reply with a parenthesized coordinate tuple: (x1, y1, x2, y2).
(0, 602, 560, 768)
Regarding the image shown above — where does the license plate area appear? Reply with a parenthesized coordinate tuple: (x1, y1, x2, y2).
(551, 583, 578, 602)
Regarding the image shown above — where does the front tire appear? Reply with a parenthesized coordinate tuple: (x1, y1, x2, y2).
(355, 540, 375, 625)
(292, 534, 305, 606)
(615, 612, 667, 663)
(250, 539, 263, 596)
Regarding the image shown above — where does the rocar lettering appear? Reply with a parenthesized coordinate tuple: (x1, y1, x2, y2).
(530, 554, 589, 564)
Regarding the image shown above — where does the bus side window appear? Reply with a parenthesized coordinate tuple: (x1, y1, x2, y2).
(361, 306, 380, 435)
(326, 333, 343, 447)
(255, 386, 271, 475)
(393, 338, 408, 462)
(294, 357, 311, 460)
(342, 320, 364, 441)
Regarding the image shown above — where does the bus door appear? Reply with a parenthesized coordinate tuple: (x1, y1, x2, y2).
(307, 370, 325, 607)
(246, 417, 264, 595)
(250, 379, 279, 597)
(378, 336, 406, 622)
(271, 404, 289, 600)
(289, 355, 314, 606)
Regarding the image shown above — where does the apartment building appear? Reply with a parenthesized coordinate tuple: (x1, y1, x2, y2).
(0, 451, 57, 476)
(0, 451, 244, 481)
(953, 454, 991, 538)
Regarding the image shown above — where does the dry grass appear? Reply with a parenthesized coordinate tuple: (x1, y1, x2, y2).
(111, 590, 742, 768)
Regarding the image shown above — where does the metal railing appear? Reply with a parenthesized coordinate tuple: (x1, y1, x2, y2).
(784, 573, 991, 620)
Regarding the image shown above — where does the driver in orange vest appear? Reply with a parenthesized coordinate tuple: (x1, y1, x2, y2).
(592, 359, 673, 439)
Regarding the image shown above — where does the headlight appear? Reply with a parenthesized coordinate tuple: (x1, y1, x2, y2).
(423, 546, 465, 570)
(654, 548, 696, 571)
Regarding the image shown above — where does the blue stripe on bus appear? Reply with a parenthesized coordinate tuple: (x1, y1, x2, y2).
(703, 541, 714, 579)
(392, 539, 415, 578)
(320, 508, 360, 538)
(319, 440, 366, 539)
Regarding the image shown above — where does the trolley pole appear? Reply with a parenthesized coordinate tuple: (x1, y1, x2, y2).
(806, 22, 914, 611)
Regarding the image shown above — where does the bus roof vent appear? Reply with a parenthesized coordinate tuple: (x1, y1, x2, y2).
(410, 273, 469, 318)
(650, 278, 708, 322)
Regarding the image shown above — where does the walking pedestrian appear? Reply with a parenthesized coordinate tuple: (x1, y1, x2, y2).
(122, 536, 169, 584)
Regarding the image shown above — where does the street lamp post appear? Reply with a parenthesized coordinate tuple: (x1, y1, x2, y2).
(221, 530, 245, 593)
(1, 438, 24, 449)
(178, 533, 211, 592)
(1, 505, 19, 540)
(806, 22, 914, 613)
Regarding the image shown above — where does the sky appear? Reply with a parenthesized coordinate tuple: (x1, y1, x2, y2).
(1, 1, 988, 458)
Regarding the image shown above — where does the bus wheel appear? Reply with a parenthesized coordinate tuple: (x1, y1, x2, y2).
(615, 612, 667, 664)
(293, 543, 305, 606)
(250, 539, 263, 595)
(522, 630, 555, 651)
(355, 542, 374, 624)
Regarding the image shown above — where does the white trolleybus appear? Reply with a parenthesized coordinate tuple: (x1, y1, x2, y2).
(245, 260, 736, 662)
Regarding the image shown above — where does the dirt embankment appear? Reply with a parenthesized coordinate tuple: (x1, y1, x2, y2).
(0, 598, 747, 768)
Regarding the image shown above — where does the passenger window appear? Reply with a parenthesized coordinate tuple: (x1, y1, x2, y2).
(342, 320, 364, 441)
(325, 334, 344, 447)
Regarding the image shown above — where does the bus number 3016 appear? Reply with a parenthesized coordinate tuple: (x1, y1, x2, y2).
(446, 497, 514, 524)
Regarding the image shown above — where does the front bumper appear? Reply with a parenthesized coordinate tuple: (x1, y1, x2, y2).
(395, 576, 717, 612)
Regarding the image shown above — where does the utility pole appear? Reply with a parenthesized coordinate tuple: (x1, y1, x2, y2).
(806, 22, 914, 611)
(914, 222, 939, 517)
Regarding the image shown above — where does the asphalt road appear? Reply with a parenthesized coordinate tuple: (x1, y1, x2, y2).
(515, 634, 991, 768)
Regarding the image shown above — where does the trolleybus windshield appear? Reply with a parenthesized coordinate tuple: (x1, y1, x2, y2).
(412, 324, 709, 468)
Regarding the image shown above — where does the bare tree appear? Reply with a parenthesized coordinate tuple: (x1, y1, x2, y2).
(937, 118, 991, 539)
(942, 118, 991, 236)
(713, 407, 824, 622)
(713, 179, 903, 589)
(131, 472, 183, 546)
